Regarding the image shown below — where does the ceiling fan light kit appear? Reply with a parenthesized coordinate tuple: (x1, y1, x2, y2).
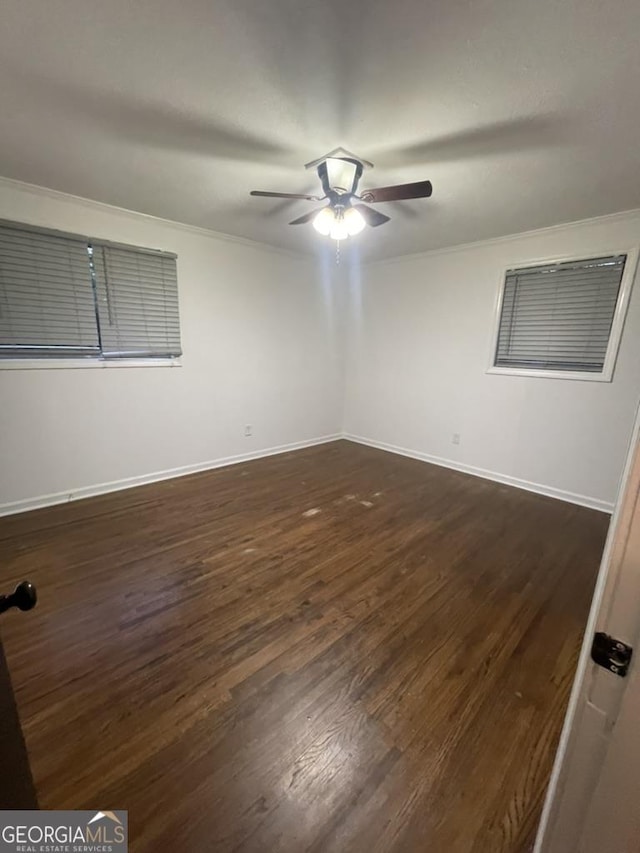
(342, 207, 366, 236)
(311, 206, 334, 236)
(313, 205, 366, 239)
(250, 147, 433, 242)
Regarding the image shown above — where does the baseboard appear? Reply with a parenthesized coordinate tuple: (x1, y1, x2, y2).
(1, 432, 614, 518)
(342, 433, 614, 513)
(0, 434, 342, 517)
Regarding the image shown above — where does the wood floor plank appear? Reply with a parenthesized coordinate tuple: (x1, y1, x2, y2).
(0, 440, 607, 852)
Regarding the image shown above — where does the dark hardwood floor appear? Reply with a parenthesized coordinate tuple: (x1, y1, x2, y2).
(0, 440, 608, 852)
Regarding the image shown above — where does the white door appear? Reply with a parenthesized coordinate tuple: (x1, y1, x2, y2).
(578, 656, 640, 852)
(535, 406, 640, 853)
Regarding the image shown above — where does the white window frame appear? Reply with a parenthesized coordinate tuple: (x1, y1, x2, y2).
(486, 247, 639, 382)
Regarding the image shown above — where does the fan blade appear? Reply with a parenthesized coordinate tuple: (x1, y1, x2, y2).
(289, 207, 326, 225)
(361, 180, 432, 203)
(250, 190, 320, 201)
(352, 204, 391, 228)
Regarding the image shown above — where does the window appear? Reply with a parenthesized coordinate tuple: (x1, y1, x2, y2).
(0, 219, 181, 363)
(91, 244, 181, 359)
(489, 252, 636, 381)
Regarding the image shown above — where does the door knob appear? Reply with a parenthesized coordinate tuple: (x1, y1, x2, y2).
(0, 581, 37, 615)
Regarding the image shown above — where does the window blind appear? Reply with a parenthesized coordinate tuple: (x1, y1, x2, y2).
(495, 255, 626, 373)
(0, 222, 100, 358)
(91, 243, 181, 359)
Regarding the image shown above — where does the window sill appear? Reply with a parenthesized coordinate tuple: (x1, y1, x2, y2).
(486, 366, 612, 383)
(0, 358, 182, 371)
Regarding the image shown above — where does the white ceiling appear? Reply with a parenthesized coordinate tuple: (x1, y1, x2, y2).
(2, 0, 640, 261)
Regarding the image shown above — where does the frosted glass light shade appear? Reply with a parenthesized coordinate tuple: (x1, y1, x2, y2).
(313, 205, 366, 240)
(312, 207, 334, 236)
(344, 207, 366, 235)
(329, 217, 349, 241)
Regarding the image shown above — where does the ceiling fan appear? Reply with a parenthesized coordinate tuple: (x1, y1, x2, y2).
(250, 147, 432, 240)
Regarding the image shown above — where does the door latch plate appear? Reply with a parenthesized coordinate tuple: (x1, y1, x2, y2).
(591, 632, 633, 677)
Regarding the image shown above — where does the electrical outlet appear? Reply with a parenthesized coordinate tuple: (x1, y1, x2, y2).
(452, 433, 461, 445)
(244, 424, 253, 437)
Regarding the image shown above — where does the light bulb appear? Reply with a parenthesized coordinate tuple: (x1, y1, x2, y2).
(344, 207, 366, 236)
(312, 207, 334, 236)
(329, 216, 349, 241)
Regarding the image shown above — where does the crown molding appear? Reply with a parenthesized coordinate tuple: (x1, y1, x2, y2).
(0, 175, 311, 262)
(2, 174, 640, 267)
(367, 207, 640, 268)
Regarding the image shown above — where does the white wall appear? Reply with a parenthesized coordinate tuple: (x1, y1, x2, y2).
(0, 180, 343, 512)
(344, 211, 640, 511)
(3, 179, 639, 515)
